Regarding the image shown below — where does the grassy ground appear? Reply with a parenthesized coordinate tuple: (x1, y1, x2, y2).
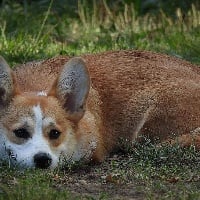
(0, 0, 200, 65)
(0, 0, 200, 199)
(1, 142, 200, 199)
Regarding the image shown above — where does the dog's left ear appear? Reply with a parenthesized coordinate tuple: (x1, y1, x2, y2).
(0, 56, 19, 108)
(48, 57, 90, 122)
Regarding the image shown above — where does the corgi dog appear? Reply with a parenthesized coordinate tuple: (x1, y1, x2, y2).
(0, 50, 200, 169)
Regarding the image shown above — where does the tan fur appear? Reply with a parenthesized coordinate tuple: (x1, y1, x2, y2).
(3, 50, 200, 162)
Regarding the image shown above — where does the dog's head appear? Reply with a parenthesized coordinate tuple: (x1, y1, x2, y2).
(0, 56, 91, 169)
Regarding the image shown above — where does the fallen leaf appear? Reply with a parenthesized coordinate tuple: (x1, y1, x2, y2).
(167, 177, 179, 183)
(105, 174, 121, 184)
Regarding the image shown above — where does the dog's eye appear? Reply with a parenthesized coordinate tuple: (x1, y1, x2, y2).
(49, 129, 61, 140)
(13, 128, 30, 139)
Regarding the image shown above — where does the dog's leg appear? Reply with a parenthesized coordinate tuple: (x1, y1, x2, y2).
(161, 127, 200, 149)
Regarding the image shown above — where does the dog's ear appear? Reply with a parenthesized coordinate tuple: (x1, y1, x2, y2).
(0, 56, 18, 107)
(48, 57, 90, 122)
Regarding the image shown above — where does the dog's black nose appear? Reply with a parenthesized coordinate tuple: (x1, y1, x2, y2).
(34, 153, 52, 169)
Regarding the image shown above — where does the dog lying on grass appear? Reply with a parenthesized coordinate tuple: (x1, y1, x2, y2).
(0, 50, 200, 169)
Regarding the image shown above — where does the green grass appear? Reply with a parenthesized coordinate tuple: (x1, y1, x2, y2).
(0, 168, 71, 200)
(0, 0, 200, 199)
(0, 1, 200, 65)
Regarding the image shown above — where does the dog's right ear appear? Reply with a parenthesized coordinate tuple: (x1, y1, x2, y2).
(48, 57, 90, 122)
(0, 56, 18, 107)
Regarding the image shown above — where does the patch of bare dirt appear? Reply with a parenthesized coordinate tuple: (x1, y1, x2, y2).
(51, 154, 144, 199)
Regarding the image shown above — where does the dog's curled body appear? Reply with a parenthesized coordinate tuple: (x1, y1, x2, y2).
(1, 50, 200, 169)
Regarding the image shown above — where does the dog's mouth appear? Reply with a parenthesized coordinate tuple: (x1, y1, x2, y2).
(5, 147, 17, 168)
(7, 149, 17, 160)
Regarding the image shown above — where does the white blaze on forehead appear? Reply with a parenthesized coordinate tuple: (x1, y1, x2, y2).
(33, 104, 43, 134)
